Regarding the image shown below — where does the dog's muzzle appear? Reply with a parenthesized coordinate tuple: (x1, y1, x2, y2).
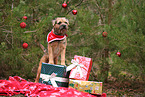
(59, 25, 67, 30)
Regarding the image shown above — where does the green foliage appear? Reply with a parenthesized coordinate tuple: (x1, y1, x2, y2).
(0, 0, 145, 85)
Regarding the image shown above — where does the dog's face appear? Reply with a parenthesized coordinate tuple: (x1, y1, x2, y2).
(52, 17, 69, 35)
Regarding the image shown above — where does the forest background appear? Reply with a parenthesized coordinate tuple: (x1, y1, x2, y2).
(0, 0, 145, 96)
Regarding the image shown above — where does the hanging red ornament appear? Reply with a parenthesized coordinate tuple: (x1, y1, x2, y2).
(116, 51, 121, 57)
(72, 10, 77, 15)
(102, 32, 108, 37)
(23, 16, 27, 20)
(62, 3, 67, 8)
(20, 22, 26, 28)
(22, 43, 28, 49)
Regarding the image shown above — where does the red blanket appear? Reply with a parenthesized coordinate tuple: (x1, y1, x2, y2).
(0, 76, 96, 97)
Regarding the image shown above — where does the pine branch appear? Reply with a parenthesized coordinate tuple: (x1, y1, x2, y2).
(108, 0, 112, 25)
(109, 36, 145, 49)
(23, 30, 37, 33)
(66, 0, 84, 15)
(91, 66, 98, 81)
(2, 29, 12, 33)
(95, 0, 104, 22)
(34, 35, 47, 54)
(5, 38, 11, 45)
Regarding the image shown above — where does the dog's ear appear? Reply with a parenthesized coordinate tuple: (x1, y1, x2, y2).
(52, 19, 56, 26)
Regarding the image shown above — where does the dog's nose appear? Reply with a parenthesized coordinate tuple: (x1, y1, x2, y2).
(60, 25, 67, 30)
(62, 25, 66, 28)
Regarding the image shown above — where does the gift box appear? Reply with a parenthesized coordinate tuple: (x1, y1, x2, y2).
(67, 55, 92, 81)
(39, 63, 69, 87)
(69, 79, 103, 95)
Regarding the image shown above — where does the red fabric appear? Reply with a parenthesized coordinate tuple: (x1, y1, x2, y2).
(0, 76, 96, 97)
(69, 55, 93, 81)
(102, 93, 107, 97)
(47, 30, 67, 43)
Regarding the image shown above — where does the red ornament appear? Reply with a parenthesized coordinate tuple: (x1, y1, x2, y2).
(116, 51, 121, 57)
(102, 93, 107, 97)
(22, 43, 28, 49)
(102, 32, 108, 37)
(23, 16, 27, 20)
(62, 3, 67, 8)
(72, 10, 77, 15)
(20, 22, 26, 28)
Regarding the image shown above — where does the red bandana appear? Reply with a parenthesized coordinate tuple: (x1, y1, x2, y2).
(47, 30, 67, 43)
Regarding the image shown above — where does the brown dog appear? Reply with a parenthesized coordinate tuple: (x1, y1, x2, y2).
(35, 17, 69, 83)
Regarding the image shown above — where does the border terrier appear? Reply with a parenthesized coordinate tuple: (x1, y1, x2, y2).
(35, 17, 69, 83)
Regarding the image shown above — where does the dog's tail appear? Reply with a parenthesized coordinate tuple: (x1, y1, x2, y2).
(34, 35, 48, 55)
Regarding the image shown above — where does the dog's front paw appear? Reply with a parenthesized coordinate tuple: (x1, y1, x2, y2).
(61, 63, 66, 66)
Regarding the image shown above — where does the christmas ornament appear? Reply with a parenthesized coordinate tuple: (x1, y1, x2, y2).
(22, 43, 28, 49)
(20, 22, 26, 28)
(23, 16, 27, 20)
(72, 10, 77, 15)
(102, 32, 108, 37)
(62, 3, 67, 8)
(116, 51, 121, 57)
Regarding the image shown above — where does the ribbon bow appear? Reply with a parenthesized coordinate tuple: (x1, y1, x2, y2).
(66, 59, 85, 78)
(41, 72, 58, 87)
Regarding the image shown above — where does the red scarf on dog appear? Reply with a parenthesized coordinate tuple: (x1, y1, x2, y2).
(47, 30, 67, 43)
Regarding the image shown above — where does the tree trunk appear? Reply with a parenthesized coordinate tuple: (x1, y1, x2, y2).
(103, 0, 112, 83)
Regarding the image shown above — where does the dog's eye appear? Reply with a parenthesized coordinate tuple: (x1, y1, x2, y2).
(64, 22, 68, 24)
(58, 22, 62, 25)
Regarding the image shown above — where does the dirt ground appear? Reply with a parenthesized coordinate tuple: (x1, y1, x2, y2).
(103, 80, 145, 97)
